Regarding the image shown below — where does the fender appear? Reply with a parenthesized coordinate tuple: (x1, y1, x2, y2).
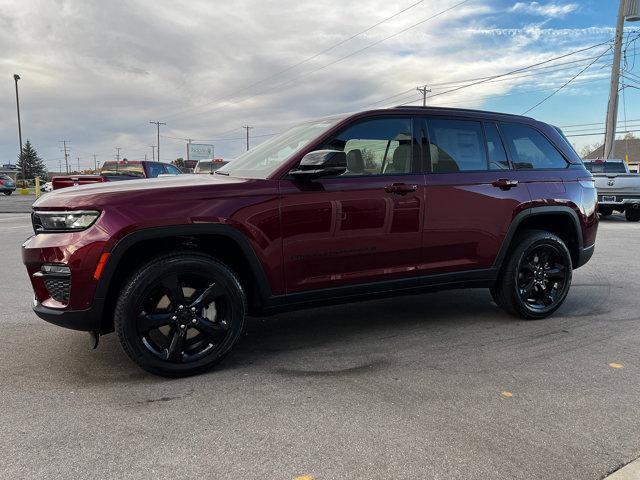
(93, 224, 274, 302)
(493, 206, 584, 270)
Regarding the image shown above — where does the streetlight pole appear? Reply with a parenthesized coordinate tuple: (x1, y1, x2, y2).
(13, 74, 23, 179)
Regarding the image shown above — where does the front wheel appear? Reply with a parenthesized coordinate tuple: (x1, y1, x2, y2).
(492, 230, 572, 320)
(114, 253, 247, 377)
(599, 207, 613, 216)
(3, 191, 11, 196)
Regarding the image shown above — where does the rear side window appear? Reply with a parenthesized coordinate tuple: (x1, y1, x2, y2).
(427, 119, 487, 172)
(500, 123, 568, 170)
(484, 123, 509, 170)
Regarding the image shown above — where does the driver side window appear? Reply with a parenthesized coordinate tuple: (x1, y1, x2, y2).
(322, 117, 417, 176)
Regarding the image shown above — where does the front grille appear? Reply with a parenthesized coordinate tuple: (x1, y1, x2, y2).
(44, 278, 71, 303)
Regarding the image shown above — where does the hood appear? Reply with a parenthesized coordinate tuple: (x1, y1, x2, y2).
(33, 173, 266, 210)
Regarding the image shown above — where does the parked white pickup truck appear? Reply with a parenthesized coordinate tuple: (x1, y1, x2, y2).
(584, 159, 640, 222)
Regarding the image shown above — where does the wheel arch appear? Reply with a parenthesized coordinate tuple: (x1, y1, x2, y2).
(494, 206, 584, 272)
(95, 224, 273, 333)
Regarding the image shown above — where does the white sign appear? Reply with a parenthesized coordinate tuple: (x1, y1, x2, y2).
(188, 143, 214, 161)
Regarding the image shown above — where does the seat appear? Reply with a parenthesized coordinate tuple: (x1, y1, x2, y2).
(384, 144, 414, 174)
(345, 149, 365, 175)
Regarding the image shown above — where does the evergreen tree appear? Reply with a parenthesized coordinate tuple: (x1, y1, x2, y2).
(172, 158, 186, 170)
(17, 140, 47, 180)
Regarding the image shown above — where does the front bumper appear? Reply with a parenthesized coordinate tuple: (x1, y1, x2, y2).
(33, 297, 104, 332)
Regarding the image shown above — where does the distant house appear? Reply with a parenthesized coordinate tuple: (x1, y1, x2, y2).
(583, 138, 640, 172)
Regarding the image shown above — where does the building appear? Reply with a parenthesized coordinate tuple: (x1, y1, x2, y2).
(583, 138, 640, 172)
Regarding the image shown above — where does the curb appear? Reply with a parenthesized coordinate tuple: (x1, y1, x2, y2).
(605, 457, 640, 479)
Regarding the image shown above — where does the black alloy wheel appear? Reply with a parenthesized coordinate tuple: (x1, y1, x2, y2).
(115, 253, 246, 377)
(516, 244, 569, 313)
(492, 230, 572, 319)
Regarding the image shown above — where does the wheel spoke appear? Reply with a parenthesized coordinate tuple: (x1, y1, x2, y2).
(165, 327, 186, 361)
(161, 275, 186, 307)
(189, 282, 225, 309)
(546, 265, 565, 279)
(520, 279, 535, 297)
(194, 316, 228, 343)
(521, 261, 536, 272)
(137, 311, 173, 332)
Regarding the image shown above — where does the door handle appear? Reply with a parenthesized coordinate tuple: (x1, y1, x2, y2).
(492, 178, 518, 190)
(384, 183, 418, 195)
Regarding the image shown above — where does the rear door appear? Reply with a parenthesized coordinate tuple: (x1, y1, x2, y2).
(420, 117, 531, 273)
(280, 116, 426, 293)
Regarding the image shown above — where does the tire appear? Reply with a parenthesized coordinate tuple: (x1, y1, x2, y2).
(492, 230, 572, 320)
(625, 209, 640, 222)
(599, 207, 613, 216)
(3, 191, 11, 196)
(114, 252, 247, 377)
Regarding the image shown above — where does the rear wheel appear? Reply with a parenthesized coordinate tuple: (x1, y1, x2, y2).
(599, 207, 613, 216)
(3, 191, 11, 196)
(114, 253, 247, 377)
(625, 209, 640, 222)
(492, 230, 572, 319)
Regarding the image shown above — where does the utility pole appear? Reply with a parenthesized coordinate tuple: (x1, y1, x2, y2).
(150, 145, 156, 161)
(61, 140, 70, 174)
(93, 154, 97, 172)
(604, 0, 640, 158)
(77, 157, 80, 173)
(13, 74, 23, 178)
(150, 121, 166, 161)
(242, 125, 253, 151)
(116, 147, 121, 161)
(416, 85, 431, 107)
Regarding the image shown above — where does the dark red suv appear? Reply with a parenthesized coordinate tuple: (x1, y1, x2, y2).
(22, 107, 598, 376)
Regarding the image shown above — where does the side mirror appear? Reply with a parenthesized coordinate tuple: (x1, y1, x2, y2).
(289, 150, 346, 179)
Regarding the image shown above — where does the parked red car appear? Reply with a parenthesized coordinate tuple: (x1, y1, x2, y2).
(22, 107, 597, 377)
(51, 160, 183, 190)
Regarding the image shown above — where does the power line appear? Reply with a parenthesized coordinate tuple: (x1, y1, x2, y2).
(425, 41, 613, 102)
(521, 46, 613, 115)
(170, 0, 473, 121)
(163, 0, 429, 121)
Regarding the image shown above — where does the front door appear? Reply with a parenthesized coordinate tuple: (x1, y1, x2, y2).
(280, 116, 425, 293)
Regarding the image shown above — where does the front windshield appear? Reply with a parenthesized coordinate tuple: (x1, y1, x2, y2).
(219, 116, 345, 178)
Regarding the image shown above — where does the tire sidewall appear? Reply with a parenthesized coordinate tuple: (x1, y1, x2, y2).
(115, 254, 246, 377)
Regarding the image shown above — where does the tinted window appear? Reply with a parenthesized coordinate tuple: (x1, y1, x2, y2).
(427, 119, 486, 172)
(147, 163, 165, 178)
(583, 161, 627, 174)
(322, 117, 416, 176)
(165, 164, 182, 175)
(484, 123, 509, 170)
(500, 123, 567, 170)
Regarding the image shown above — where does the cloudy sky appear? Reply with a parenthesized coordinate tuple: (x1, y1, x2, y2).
(0, 0, 636, 171)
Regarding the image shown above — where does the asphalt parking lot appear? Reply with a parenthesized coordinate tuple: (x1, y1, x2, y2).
(1, 197, 639, 479)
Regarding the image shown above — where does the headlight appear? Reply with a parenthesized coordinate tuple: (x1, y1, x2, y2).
(32, 210, 100, 233)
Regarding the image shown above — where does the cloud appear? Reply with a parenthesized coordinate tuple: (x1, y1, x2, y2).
(0, 0, 612, 166)
(511, 2, 579, 18)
